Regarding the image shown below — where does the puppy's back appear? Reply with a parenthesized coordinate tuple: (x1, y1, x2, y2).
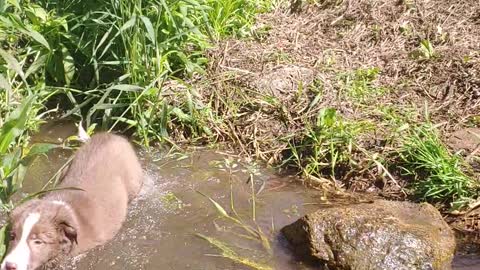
(48, 132, 143, 251)
(62, 132, 143, 199)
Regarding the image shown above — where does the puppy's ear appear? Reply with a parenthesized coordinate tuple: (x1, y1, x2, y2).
(59, 222, 77, 245)
(55, 204, 79, 251)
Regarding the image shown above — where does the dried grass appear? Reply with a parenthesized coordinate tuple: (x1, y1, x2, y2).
(197, 0, 479, 165)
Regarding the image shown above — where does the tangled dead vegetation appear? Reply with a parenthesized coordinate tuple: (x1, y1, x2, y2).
(159, 0, 480, 246)
(164, 0, 480, 216)
(208, 0, 479, 122)
(200, 0, 477, 167)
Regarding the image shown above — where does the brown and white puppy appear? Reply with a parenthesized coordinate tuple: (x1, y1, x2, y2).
(1, 132, 143, 270)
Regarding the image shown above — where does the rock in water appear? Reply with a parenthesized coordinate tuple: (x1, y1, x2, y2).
(281, 200, 455, 270)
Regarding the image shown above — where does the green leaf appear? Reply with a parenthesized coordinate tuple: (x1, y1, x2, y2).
(47, 46, 75, 84)
(196, 190, 230, 219)
(1, 149, 21, 177)
(4, 12, 50, 50)
(120, 16, 136, 32)
(25, 54, 47, 79)
(7, 0, 19, 9)
(140, 16, 156, 44)
(0, 95, 36, 153)
(11, 161, 27, 191)
(26, 143, 60, 157)
(0, 73, 11, 93)
(0, 0, 6, 13)
(24, 26, 51, 50)
(24, 4, 47, 24)
(95, 25, 114, 55)
(106, 84, 144, 92)
(419, 39, 434, 59)
(93, 103, 129, 110)
(171, 107, 192, 122)
(0, 48, 26, 82)
(0, 225, 7, 259)
(317, 108, 337, 128)
(62, 47, 75, 85)
(110, 117, 137, 126)
(46, 49, 65, 83)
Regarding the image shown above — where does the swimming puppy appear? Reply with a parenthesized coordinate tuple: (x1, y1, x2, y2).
(1, 132, 143, 270)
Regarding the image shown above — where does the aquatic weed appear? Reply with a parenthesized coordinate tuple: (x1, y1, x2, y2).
(196, 234, 273, 270)
(196, 158, 273, 268)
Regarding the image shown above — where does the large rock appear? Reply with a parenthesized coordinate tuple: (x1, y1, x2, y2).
(281, 200, 456, 270)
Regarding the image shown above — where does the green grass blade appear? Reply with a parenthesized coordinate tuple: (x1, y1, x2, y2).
(196, 190, 231, 219)
(196, 234, 273, 270)
(0, 48, 26, 83)
(140, 15, 156, 44)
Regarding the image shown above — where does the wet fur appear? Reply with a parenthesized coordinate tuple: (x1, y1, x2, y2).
(2, 132, 143, 269)
(46, 132, 143, 254)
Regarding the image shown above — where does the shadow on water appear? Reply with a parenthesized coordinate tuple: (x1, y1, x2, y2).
(15, 120, 480, 270)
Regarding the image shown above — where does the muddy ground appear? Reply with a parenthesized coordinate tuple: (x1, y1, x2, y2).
(169, 0, 480, 242)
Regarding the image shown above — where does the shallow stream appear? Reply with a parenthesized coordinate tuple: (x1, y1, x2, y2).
(14, 120, 480, 269)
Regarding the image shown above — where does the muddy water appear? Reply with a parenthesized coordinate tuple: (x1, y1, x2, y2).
(19, 120, 480, 270)
(23, 121, 323, 270)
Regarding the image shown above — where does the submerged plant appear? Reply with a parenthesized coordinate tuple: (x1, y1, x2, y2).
(196, 234, 273, 270)
(197, 159, 273, 269)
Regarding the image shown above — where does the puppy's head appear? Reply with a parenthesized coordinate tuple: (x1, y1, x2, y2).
(0, 199, 78, 270)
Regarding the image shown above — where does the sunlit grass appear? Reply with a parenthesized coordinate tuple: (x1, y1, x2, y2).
(285, 108, 371, 184)
(196, 234, 273, 270)
(1, 0, 271, 146)
(399, 123, 478, 210)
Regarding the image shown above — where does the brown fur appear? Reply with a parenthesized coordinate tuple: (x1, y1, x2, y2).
(46, 132, 143, 254)
(3, 132, 143, 270)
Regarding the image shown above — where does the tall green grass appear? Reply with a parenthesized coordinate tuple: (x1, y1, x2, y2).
(1, 0, 271, 146)
(206, 0, 271, 38)
(0, 0, 271, 204)
(0, 0, 271, 258)
(0, 95, 60, 259)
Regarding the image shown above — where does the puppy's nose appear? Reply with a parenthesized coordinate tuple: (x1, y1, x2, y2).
(5, 262, 17, 270)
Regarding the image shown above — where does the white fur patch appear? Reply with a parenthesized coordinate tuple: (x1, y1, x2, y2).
(1, 213, 40, 270)
(77, 122, 90, 143)
(51, 200, 66, 206)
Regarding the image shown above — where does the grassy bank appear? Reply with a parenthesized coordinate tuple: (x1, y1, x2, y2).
(1, 0, 480, 257)
(199, 0, 480, 212)
(0, 0, 273, 258)
(0, 0, 272, 144)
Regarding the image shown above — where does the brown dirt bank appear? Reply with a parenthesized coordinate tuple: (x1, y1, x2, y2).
(169, 0, 480, 239)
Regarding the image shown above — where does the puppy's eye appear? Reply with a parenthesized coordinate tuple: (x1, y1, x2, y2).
(9, 232, 16, 240)
(33, 239, 44, 245)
